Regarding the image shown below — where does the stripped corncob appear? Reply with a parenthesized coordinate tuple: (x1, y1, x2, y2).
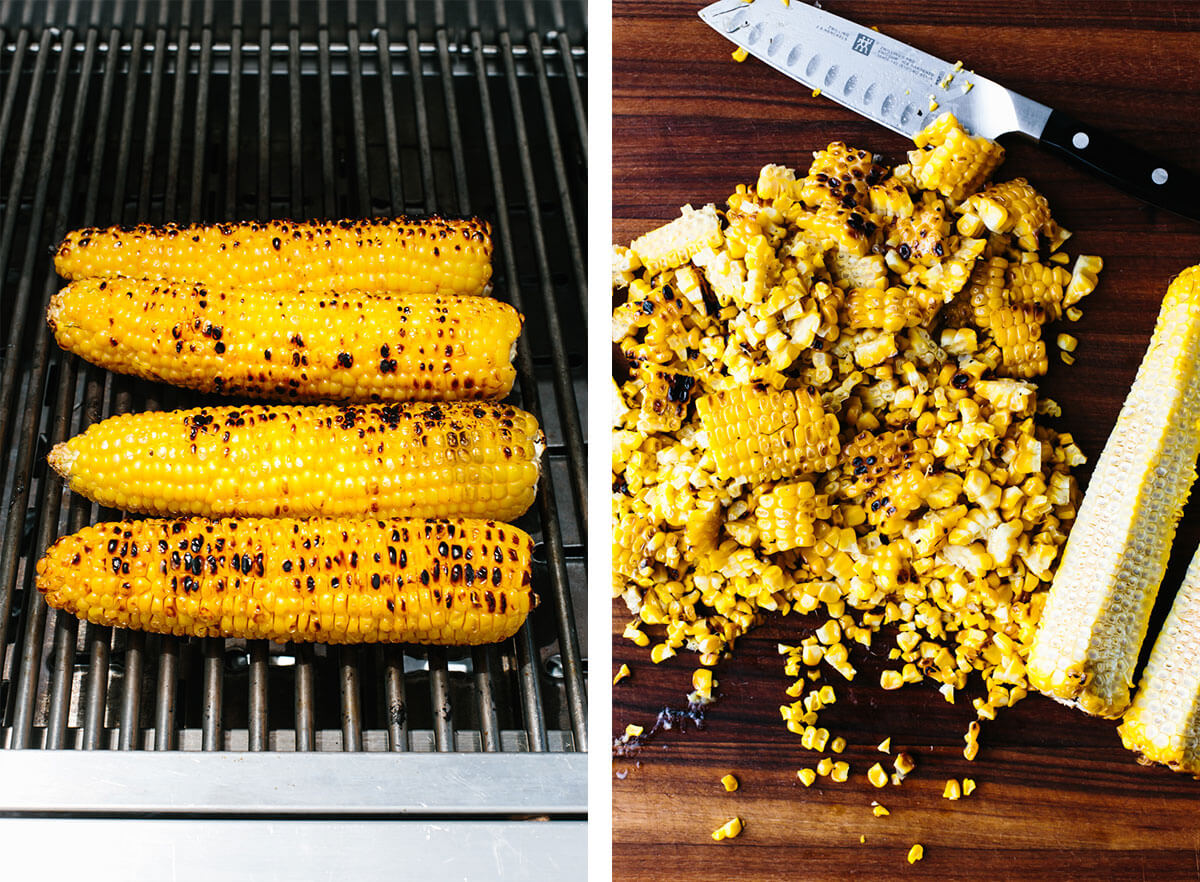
(966, 255, 1009, 330)
(1007, 260, 1069, 321)
(991, 304, 1049, 379)
(48, 403, 543, 521)
(36, 517, 535, 645)
(47, 278, 521, 402)
(54, 216, 493, 296)
(958, 178, 1069, 253)
(1118, 541, 1200, 773)
(1028, 265, 1200, 717)
(696, 384, 840, 485)
(844, 286, 925, 333)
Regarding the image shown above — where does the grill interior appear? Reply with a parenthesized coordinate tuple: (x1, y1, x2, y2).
(0, 0, 587, 756)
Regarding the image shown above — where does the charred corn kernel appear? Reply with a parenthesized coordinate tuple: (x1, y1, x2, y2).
(696, 384, 840, 484)
(893, 752, 916, 778)
(48, 280, 520, 403)
(907, 844, 925, 864)
(36, 517, 535, 645)
(711, 817, 743, 842)
(721, 774, 740, 792)
(942, 779, 962, 800)
(803, 142, 884, 209)
(816, 757, 834, 776)
(959, 178, 1065, 253)
(651, 643, 676, 664)
(962, 778, 977, 796)
(625, 724, 644, 739)
(831, 761, 850, 782)
(632, 204, 723, 275)
(797, 768, 817, 787)
(1119, 543, 1200, 773)
(613, 664, 631, 685)
(1029, 267, 1200, 717)
(731, 46, 749, 62)
(909, 113, 1005, 202)
(872, 802, 890, 817)
(49, 403, 542, 521)
(877, 737, 891, 753)
(831, 736, 847, 754)
(867, 762, 889, 787)
(54, 216, 494, 296)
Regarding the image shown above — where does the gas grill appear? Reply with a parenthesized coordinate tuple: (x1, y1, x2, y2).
(0, 0, 586, 872)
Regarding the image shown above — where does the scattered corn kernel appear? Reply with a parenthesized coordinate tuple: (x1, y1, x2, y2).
(817, 757, 834, 776)
(721, 773, 739, 792)
(877, 737, 891, 753)
(650, 643, 676, 664)
(731, 47, 749, 62)
(613, 664, 631, 685)
(908, 844, 925, 864)
(712, 817, 744, 842)
(962, 778, 977, 796)
(831, 761, 850, 782)
(872, 802, 890, 817)
(893, 752, 916, 778)
(942, 778, 962, 800)
(798, 768, 817, 787)
(831, 736, 847, 754)
(868, 762, 889, 788)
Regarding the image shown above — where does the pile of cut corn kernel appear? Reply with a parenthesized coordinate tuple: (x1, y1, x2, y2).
(612, 114, 1103, 822)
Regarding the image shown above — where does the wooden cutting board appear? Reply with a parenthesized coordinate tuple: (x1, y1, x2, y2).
(612, 2, 1200, 879)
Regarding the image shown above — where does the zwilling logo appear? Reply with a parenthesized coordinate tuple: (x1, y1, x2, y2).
(852, 33, 875, 55)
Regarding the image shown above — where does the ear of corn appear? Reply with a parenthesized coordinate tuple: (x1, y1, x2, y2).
(36, 517, 535, 646)
(48, 403, 543, 521)
(1118, 541, 1200, 774)
(54, 216, 494, 297)
(47, 278, 521, 402)
(1028, 265, 1200, 717)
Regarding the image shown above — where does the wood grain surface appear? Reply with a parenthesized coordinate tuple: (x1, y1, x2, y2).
(612, 2, 1200, 879)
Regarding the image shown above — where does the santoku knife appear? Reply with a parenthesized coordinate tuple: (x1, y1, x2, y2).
(698, 0, 1199, 222)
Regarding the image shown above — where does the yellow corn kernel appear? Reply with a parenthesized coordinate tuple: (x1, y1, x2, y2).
(813, 727, 831, 752)
(831, 761, 850, 782)
(613, 664, 631, 685)
(797, 768, 817, 787)
(721, 774, 740, 792)
(732, 46, 749, 62)
(877, 737, 891, 753)
(36, 517, 535, 645)
(908, 844, 925, 864)
(831, 736, 847, 754)
(693, 668, 715, 694)
(880, 670, 904, 690)
(1056, 333, 1078, 352)
(711, 817, 743, 842)
(55, 216, 494, 296)
(962, 778, 977, 796)
(942, 779, 962, 800)
(872, 802, 890, 817)
(624, 724, 644, 739)
(893, 752, 916, 778)
(623, 623, 650, 647)
(867, 762, 889, 788)
(651, 643, 676, 664)
(817, 757, 834, 776)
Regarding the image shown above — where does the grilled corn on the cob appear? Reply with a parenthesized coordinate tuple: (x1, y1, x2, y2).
(54, 216, 493, 297)
(37, 517, 535, 645)
(47, 278, 521, 402)
(1118, 542, 1200, 774)
(1028, 265, 1200, 717)
(48, 403, 543, 521)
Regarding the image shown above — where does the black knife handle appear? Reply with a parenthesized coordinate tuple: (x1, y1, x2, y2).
(1040, 109, 1200, 223)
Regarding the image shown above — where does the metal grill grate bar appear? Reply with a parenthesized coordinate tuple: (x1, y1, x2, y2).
(556, 31, 587, 158)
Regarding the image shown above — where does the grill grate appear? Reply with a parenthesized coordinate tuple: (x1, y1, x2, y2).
(0, 0, 587, 759)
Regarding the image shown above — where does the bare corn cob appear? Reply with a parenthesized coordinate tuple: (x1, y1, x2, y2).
(696, 384, 840, 485)
(36, 517, 535, 645)
(1118, 542, 1200, 774)
(48, 403, 543, 521)
(1028, 265, 1200, 717)
(54, 216, 493, 296)
(47, 278, 521, 402)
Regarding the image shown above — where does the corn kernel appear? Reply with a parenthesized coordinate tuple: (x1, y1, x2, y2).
(817, 757, 834, 776)
(962, 778, 977, 796)
(894, 752, 916, 777)
(880, 670, 904, 690)
(942, 778, 962, 800)
(613, 664, 631, 685)
(731, 47, 749, 62)
(693, 668, 714, 694)
(651, 643, 676, 664)
(831, 761, 850, 782)
(877, 737, 891, 753)
(872, 802, 890, 817)
(721, 774, 739, 792)
(1056, 333, 1078, 352)
(908, 844, 924, 864)
(797, 768, 817, 787)
(712, 817, 744, 841)
(867, 762, 889, 788)
(624, 724, 644, 739)
(831, 736, 847, 754)
(623, 623, 650, 647)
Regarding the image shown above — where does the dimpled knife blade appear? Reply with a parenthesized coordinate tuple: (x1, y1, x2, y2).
(698, 0, 1051, 141)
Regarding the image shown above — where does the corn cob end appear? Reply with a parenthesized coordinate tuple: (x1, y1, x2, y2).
(46, 442, 75, 481)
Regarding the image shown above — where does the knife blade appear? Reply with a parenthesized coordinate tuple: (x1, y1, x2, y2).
(698, 0, 1200, 223)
